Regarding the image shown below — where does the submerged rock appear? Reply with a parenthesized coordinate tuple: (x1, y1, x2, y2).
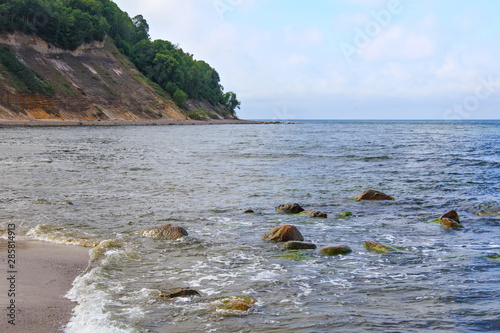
(210, 296, 257, 315)
(283, 241, 317, 250)
(319, 245, 352, 256)
(440, 217, 463, 229)
(276, 203, 304, 214)
(135, 223, 188, 240)
(354, 189, 394, 201)
(340, 211, 352, 217)
(243, 209, 255, 214)
(262, 224, 304, 242)
(157, 288, 200, 298)
(303, 209, 327, 218)
(440, 210, 460, 222)
(363, 240, 393, 253)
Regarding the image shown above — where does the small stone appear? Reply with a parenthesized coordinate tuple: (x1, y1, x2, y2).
(262, 224, 304, 242)
(354, 190, 394, 201)
(440, 210, 460, 222)
(440, 217, 463, 229)
(276, 203, 304, 214)
(363, 240, 392, 253)
(157, 288, 200, 298)
(243, 209, 255, 214)
(283, 241, 317, 250)
(319, 245, 352, 256)
(303, 209, 327, 218)
(135, 224, 188, 240)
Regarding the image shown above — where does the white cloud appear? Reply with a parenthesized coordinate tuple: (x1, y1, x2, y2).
(358, 26, 435, 61)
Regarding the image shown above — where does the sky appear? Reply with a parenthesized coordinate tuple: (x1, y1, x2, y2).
(113, 0, 500, 120)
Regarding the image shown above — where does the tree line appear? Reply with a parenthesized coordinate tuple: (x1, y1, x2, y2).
(0, 0, 240, 114)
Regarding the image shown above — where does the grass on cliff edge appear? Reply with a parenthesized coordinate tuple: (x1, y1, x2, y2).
(0, 45, 54, 96)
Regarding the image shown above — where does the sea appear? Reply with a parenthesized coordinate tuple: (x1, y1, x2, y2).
(1, 120, 499, 332)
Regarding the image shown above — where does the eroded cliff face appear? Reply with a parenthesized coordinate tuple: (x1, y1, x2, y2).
(0, 33, 191, 121)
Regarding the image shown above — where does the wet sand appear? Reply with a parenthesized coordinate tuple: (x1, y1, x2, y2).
(0, 239, 89, 333)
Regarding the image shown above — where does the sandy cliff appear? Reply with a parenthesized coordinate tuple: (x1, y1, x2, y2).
(0, 33, 232, 122)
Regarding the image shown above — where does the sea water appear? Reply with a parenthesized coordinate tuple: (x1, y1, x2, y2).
(0, 121, 499, 332)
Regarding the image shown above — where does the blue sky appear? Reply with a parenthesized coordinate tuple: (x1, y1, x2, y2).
(113, 0, 500, 119)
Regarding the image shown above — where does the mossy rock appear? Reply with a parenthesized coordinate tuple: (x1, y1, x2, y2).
(279, 250, 316, 261)
(210, 296, 257, 315)
(363, 240, 393, 253)
(486, 254, 500, 264)
(340, 211, 352, 217)
(282, 241, 317, 250)
(319, 245, 352, 256)
(440, 218, 464, 229)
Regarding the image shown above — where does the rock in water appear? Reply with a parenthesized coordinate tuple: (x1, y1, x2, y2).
(440, 210, 460, 222)
(210, 296, 257, 314)
(157, 288, 200, 298)
(276, 203, 305, 214)
(363, 240, 393, 253)
(243, 209, 255, 214)
(283, 241, 317, 250)
(440, 217, 463, 229)
(262, 224, 304, 242)
(303, 209, 327, 218)
(135, 224, 188, 240)
(354, 189, 394, 201)
(319, 245, 352, 256)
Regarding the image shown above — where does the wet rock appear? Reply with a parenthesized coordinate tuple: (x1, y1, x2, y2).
(440, 210, 460, 222)
(243, 209, 255, 214)
(210, 296, 257, 314)
(283, 241, 317, 250)
(276, 203, 304, 214)
(135, 223, 188, 240)
(303, 209, 327, 218)
(262, 224, 304, 242)
(440, 217, 463, 229)
(363, 240, 393, 253)
(157, 288, 200, 298)
(319, 245, 352, 256)
(340, 211, 352, 217)
(354, 189, 394, 201)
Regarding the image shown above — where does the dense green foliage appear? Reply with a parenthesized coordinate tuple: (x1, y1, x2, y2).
(0, 45, 54, 95)
(0, 0, 240, 114)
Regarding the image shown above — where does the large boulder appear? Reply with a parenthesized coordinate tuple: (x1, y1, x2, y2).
(440, 217, 463, 229)
(354, 189, 394, 201)
(283, 241, 317, 250)
(303, 209, 327, 218)
(262, 224, 304, 242)
(440, 210, 460, 222)
(135, 224, 188, 240)
(319, 245, 352, 256)
(276, 203, 304, 214)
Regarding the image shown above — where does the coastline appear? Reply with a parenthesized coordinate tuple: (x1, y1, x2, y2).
(0, 239, 89, 333)
(0, 119, 264, 127)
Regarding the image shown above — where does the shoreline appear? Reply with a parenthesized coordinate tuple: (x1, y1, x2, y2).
(0, 119, 265, 127)
(0, 239, 89, 333)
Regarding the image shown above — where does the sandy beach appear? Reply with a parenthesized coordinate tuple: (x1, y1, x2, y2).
(0, 119, 264, 127)
(0, 239, 89, 333)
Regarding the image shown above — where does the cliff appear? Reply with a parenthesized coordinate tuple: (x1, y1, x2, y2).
(0, 33, 235, 122)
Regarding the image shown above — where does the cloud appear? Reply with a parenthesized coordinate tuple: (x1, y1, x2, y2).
(358, 26, 435, 61)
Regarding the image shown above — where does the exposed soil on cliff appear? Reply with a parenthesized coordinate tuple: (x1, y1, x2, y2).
(0, 33, 234, 122)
